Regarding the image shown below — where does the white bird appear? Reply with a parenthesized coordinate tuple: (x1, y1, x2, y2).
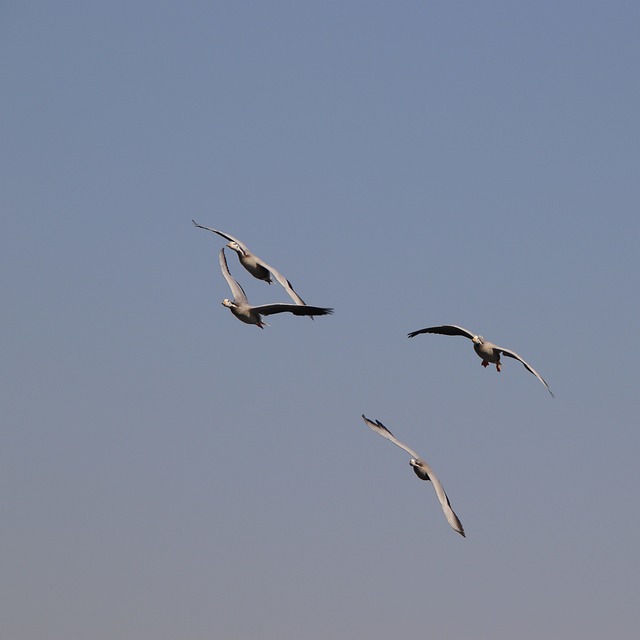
(407, 324, 553, 396)
(192, 219, 306, 306)
(362, 415, 465, 537)
(218, 248, 332, 328)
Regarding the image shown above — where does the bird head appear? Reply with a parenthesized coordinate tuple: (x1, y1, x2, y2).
(221, 298, 234, 308)
(226, 241, 244, 256)
(472, 335, 484, 345)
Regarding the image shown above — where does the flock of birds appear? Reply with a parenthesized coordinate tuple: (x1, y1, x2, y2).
(193, 220, 332, 327)
(193, 220, 553, 538)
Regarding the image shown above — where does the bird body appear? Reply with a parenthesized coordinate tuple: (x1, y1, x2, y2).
(472, 337, 501, 366)
(221, 297, 266, 327)
(227, 241, 272, 284)
(410, 459, 432, 482)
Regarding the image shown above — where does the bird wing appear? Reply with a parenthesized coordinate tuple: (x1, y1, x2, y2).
(415, 456, 466, 537)
(407, 324, 476, 340)
(192, 220, 250, 253)
(361, 415, 421, 461)
(361, 415, 465, 537)
(250, 303, 333, 317)
(498, 347, 554, 396)
(250, 257, 307, 306)
(218, 248, 248, 304)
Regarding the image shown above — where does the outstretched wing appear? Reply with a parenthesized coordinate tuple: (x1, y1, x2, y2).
(415, 457, 466, 537)
(361, 415, 421, 460)
(218, 248, 248, 304)
(498, 347, 554, 396)
(251, 303, 333, 318)
(250, 257, 307, 306)
(361, 415, 465, 537)
(407, 324, 476, 340)
(193, 220, 250, 253)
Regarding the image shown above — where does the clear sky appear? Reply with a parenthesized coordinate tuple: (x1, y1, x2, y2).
(2, 2, 639, 639)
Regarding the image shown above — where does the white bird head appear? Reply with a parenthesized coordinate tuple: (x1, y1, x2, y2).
(221, 298, 235, 308)
(226, 241, 245, 256)
(472, 335, 484, 345)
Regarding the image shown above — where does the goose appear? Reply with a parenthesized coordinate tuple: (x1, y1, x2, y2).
(407, 324, 553, 396)
(192, 219, 306, 306)
(218, 248, 332, 328)
(361, 415, 465, 537)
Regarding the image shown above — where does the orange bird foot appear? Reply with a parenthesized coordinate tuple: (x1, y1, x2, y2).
(481, 361, 489, 368)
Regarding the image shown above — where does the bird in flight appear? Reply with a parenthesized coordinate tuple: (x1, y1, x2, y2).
(361, 415, 465, 537)
(407, 324, 553, 396)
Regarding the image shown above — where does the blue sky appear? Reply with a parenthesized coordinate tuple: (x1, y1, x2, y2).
(2, 2, 639, 638)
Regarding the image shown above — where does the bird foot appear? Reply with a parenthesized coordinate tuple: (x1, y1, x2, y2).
(496, 363, 501, 372)
(481, 361, 489, 368)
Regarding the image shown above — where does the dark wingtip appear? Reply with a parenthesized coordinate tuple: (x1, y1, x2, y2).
(313, 307, 333, 316)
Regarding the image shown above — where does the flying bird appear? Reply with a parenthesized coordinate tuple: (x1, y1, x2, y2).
(407, 324, 553, 396)
(192, 219, 306, 306)
(218, 248, 332, 328)
(361, 415, 465, 537)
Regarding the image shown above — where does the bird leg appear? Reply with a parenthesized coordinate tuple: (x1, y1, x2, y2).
(481, 360, 489, 368)
(495, 362, 501, 372)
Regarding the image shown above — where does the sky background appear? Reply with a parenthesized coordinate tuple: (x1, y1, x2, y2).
(2, 2, 640, 638)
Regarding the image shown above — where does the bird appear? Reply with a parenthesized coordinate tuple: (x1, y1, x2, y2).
(192, 219, 307, 306)
(407, 324, 553, 396)
(218, 248, 332, 328)
(361, 415, 465, 537)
